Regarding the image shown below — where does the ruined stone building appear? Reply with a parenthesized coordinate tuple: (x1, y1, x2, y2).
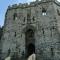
(1, 0, 60, 60)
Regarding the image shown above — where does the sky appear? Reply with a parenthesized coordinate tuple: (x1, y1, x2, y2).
(0, 0, 60, 27)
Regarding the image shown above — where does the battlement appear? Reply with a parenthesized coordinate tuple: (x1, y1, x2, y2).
(7, 1, 41, 10)
(54, 0, 60, 6)
(7, 0, 60, 10)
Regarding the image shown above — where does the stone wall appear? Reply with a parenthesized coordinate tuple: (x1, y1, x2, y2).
(1, 0, 60, 60)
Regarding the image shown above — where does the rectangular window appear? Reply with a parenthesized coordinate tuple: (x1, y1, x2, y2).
(14, 32, 16, 37)
(57, 9, 60, 16)
(42, 13, 46, 16)
(13, 13, 17, 20)
(42, 8, 47, 16)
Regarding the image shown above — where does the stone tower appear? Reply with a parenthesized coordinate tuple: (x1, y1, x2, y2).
(1, 0, 60, 60)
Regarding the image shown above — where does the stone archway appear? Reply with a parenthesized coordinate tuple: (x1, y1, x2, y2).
(25, 29, 35, 57)
(27, 43, 35, 56)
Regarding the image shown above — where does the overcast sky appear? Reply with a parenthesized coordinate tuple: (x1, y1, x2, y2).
(0, 0, 60, 27)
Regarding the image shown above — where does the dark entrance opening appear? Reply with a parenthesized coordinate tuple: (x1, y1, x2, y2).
(27, 43, 35, 56)
(25, 29, 35, 57)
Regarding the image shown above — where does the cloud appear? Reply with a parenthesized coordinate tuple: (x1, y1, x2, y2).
(57, 0, 60, 2)
(17, 0, 36, 3)
(27, 0, 36, 2)
(17, 0, 60, 4)
(27, 0, 60, 2)
(26, 0, 41, 2)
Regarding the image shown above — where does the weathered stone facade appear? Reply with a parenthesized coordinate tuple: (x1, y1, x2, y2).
(1, 0, 60, 60)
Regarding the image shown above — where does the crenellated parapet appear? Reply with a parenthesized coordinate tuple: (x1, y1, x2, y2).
(54, 0, 60, 6)
(7, 1, 40, 10)
(7, 0, 60, 10)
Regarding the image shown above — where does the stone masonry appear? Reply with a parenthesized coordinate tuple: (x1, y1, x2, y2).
(1, 0, 60, 60)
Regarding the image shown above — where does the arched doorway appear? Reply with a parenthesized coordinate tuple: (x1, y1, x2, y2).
(27, 43, 35, 56)
(25, 29, 35, 56)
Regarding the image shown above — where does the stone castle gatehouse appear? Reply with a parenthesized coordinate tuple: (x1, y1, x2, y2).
(1, 0, 60, 60)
